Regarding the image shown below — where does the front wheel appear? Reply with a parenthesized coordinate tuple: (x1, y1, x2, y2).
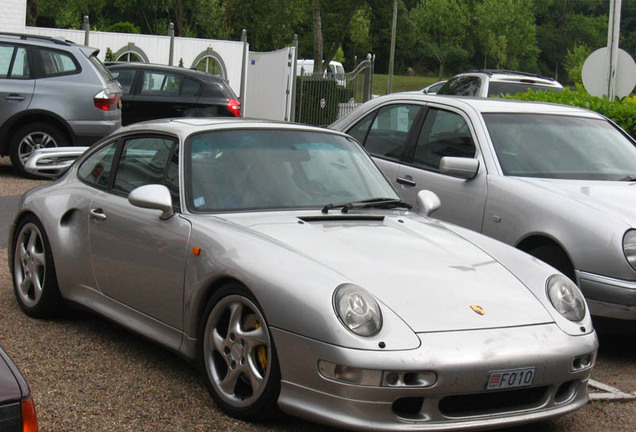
(12, 215, 65, 317)
(201, 283, 281, 421)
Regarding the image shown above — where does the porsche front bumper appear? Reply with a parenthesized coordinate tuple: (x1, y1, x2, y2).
(273, 323, 598, 431)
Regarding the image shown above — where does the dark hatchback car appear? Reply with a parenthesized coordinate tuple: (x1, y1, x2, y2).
(108, 63, 241, 126)
(0, 345, 38, 431)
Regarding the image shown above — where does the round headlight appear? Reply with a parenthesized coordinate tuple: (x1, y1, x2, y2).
(333, 284, 382, 336)
(623, 230, 636, 271)
(546, 275, 586, 322)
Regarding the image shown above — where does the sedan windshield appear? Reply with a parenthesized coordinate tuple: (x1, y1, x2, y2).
(484, 113, 636, 180)
(186, 129, 398, 211)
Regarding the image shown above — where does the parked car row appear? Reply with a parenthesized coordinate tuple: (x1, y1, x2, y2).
(6, 40, 631, 431)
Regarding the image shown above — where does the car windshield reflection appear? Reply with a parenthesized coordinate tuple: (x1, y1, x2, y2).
(186, 129, 398, 212)
(484, 113, 636, 180)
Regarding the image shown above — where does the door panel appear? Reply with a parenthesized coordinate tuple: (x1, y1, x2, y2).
(0, 44, 34, 127)
(88, 192, 190, 328)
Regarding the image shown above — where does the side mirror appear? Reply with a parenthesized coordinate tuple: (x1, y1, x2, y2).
(439, 156, 479, 180)
(128, 184, 174, 220)
(417, 190, 441, 217)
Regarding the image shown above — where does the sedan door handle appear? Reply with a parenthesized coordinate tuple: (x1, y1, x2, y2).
(6, 94, 25, 102)
(397, 176, 417, 187)
(89, 208, 107, 221)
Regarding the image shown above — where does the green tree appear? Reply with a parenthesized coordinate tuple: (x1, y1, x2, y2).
(411, 0, 470, 78)
(563, 43, 591, 85)
(473, 0, 539, 71)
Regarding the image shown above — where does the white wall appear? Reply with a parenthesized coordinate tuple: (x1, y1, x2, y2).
(0, 0, 25, 32)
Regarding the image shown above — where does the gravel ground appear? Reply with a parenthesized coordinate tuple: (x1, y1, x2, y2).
(0, 156, 634, 431)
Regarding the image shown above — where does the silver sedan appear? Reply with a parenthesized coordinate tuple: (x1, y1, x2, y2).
(10, 118, 597, 431)
(331, 93, 636, 322)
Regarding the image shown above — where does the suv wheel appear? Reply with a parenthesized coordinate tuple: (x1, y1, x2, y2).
(10, 122, 67, 178)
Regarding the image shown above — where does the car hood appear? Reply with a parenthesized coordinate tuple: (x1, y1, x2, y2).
(220, 212, 553, 332)
(509, 177, 636, 225)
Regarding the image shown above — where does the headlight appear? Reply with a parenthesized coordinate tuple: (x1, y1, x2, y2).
(546, 275, 586, 322)
(623, 230, 636, 271)
(333, 284, 382, 336)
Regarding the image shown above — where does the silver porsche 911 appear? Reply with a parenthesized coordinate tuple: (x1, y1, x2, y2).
(9, 118, 597, 431)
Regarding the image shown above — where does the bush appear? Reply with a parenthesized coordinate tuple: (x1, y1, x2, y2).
(502, 85, 636, 139)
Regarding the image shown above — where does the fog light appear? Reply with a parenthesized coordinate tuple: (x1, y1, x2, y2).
(318, 360, 383, 386)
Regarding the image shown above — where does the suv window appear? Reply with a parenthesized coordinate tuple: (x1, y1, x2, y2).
(38, 48, 79, 76)
(488, 81, 563, 96)
(349, 104, 421, 161)
(0, 44, 30, 78)
(413, 108, 475, 169)
(438, 76, 481, 96)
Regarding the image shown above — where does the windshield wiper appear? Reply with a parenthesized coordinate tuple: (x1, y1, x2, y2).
(321, 198, 412, 214)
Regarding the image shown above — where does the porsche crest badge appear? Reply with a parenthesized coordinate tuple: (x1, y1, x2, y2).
(470, 304, 485, 315)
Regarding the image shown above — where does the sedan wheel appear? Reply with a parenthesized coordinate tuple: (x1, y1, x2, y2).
(202, 284, 280, 420)
(12, 216, 64, 317)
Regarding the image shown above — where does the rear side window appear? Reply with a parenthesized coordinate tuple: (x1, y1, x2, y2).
(350, 104, 421, 161)
(488, 81, 563, 97)
(78, 141, 118, 188)
(438, 76, 481, 96)
(0, 44, 30, 79)
(141, 71, 201, 97)
(38, 48, 79, 76)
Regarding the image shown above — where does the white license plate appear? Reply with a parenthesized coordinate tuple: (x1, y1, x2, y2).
(487, 367, 536, 391)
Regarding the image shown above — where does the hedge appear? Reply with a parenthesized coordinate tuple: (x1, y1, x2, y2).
(501, 84, 636, 139)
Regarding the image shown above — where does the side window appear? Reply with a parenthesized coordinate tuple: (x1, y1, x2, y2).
(113, 136, 177, 194)
(0, 44, 30, 79)
(38, 49, 79, 76)
(181, 77, 201, 97)
(413, 108, 476, 170)
(141, 71, 181, 95)
(78, 141, 118, 188)
(346, 111, 376, 144)
(111, 69, 136, 95)
(360, 104, 421, 161)
(438, 76, 481, 96)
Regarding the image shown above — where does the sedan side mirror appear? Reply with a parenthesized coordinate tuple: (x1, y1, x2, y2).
(439, 156, 479, 180)
(417, 190, 441, 217)
(128, 184, 174, 220)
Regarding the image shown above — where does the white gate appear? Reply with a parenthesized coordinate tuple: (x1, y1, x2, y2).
(244, 47, 296, 121)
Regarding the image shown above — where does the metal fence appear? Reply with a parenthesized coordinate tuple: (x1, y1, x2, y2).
(296, 55, 375, 127)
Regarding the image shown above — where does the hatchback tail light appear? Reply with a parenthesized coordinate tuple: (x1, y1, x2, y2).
(94, 89, 119, 111)
(227, 98, 241, 117)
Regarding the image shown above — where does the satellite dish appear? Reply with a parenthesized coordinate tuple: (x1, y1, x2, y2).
(582, 47, 636, 98)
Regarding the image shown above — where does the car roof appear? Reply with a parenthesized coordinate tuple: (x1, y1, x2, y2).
(107, 62, 226, 82)
(370, 92, 601, 118)
(113, 117, 353, 138)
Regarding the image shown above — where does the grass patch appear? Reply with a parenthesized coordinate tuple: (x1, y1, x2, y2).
(373, 74, 443, 96)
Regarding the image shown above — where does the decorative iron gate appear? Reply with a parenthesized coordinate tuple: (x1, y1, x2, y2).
(295, 54, 375, 126)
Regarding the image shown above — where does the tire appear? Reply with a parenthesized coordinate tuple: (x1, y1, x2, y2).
(528, 244, 576, 282)
(12, 215, 65, 318)
(201, 282, 281, 421)
(9, 122, 67, 178)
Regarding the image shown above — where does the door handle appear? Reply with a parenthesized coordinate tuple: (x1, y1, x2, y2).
(396, 176, 417, 187)
(6, 94, 25, 102)
(89, 208, 107, 221)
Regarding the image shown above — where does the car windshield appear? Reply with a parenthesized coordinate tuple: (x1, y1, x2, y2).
(484, 113, 636, 180)
(186, 129, 398, 211)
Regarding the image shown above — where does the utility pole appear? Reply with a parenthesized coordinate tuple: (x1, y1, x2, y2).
(387, 0, 398, 94)
(607, 0, 622, 100)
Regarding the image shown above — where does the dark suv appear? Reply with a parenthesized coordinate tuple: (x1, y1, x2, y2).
(107, 63, 241, 125)
(0, 32, 122, 177)
(437, 70, 563, 97)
